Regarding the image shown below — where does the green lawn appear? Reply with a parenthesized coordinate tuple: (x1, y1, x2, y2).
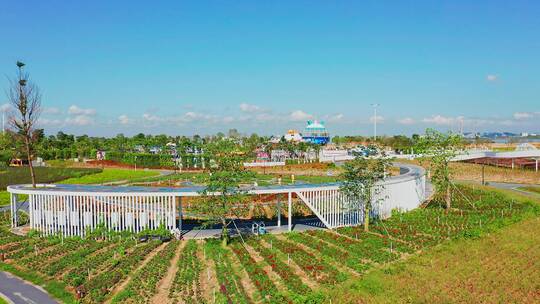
(0, 167, 101, 190)
(60, 168, 160, 185)
(0, 191, 10, 207)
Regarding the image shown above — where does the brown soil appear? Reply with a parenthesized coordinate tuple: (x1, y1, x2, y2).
(151, 240, 186, 304)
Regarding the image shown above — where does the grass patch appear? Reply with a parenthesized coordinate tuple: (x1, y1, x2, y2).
(61, 168, 160, 185)
(0, 262, 76, 304)
(0, 167, 101, 190)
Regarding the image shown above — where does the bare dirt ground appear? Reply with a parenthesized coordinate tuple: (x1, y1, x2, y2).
(151, 240, 187, 304)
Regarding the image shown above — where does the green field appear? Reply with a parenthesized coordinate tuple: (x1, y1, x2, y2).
(0, 184, 538, 303)
(0, 167, 101, 190)
(135, 171, 338, 186)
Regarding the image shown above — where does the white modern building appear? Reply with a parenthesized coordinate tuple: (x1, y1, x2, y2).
(8, 164, 427, 237)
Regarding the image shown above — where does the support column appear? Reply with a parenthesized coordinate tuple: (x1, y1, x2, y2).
(277, 195, 281, 227)
(512, 158, 515, 170)
(11, 193, 18, 228)
(177, 196, 182, 233)
(536, 158, 538, 172)
(288, 192, 292, 232)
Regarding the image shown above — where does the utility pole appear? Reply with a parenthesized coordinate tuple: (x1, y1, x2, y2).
(371, 103, 379, 141)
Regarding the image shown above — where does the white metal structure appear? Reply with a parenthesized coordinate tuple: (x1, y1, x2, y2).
(8, 164, 427, 237)
(452, 149, 540, 171)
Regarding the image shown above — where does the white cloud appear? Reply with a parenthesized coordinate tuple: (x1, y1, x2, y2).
(325, 113, 344, 123)
(239, 103, 262, 113)
(68, 105, 96, 116)
(38, 118, 63, 126)
(486, 74, 498, 82)
(513, 112, 535, 120)
(118, 114, 131, 125)
(65, 115, 94, 126)
(142, 113, 162, 122)
(289, 110, 314, 122)
(43, 107, 61, 115)
(369, 115, 384, 123)
(1, 104, 12, 112)
(422, 115, 456, 126)
(397, 117, 415, 125)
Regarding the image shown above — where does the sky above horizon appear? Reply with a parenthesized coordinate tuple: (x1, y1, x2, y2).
(0, 1, 539, 137)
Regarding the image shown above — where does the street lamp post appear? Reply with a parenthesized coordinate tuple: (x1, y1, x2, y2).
(371, 103, 380, 141)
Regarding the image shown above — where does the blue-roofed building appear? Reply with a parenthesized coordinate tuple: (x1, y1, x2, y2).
(302, 120, 330, 145)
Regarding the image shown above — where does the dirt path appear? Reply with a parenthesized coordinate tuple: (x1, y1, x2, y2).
(229, 251, 260, 303)
(200, 246, 219, 304)
(105, 241, 168, 304)
(258, 238, 319, 290)
(150, 240, 187, 304)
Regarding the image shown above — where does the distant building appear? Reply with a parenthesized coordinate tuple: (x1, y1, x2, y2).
(302, 120, 330, 145)
(284, 130, 303, 142)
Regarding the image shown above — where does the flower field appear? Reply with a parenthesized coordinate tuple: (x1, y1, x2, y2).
(0, 184, 538, 303)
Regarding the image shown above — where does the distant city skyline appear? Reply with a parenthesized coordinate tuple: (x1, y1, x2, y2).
(1, 1, 539, 136)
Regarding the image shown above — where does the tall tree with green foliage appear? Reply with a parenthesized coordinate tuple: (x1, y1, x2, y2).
(340, 157, 390, 231)
(415, 128, 463, 210)
(199, 139, 250, 245)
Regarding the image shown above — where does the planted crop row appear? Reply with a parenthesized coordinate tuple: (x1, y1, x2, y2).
(81, 240, 162, 304)
(169, 240, 203, 304)
(111, 240, 179, 303)
(264, 235, 347, 285)
(64, 239, 136, 287)
(286, 232, 371, 273)
(230, 241, 289, 303)
(315, 229, 403, 264)
(18, 239, 89, 271)
(247, 237, 311, 296)
(204, 240, 251, 304)
(42, 240, 112, 277)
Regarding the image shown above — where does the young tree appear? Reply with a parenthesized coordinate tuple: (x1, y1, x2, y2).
(415, 128, 463, 210)
(340, 157, 390, 232)
(7, 61, 41, 187)
(198, 139, 250, 245)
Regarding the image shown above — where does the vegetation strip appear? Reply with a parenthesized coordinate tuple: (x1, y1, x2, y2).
(168, 240, 203, 303)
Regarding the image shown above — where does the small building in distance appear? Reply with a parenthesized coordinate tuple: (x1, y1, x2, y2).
(302, 120, 330, 145)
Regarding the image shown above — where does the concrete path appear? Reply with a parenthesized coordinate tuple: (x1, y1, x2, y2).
(468, 181, 540, 198)
(0, 271, 58, 304)
(181, 217, 325, 239)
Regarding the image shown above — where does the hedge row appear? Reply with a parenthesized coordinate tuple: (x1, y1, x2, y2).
(106, 152, 209, 169)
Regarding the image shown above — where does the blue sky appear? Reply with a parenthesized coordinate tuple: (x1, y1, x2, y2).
(1, 1, 539, 136)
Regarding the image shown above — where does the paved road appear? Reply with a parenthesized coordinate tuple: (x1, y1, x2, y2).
(0, 271, 58, 304)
